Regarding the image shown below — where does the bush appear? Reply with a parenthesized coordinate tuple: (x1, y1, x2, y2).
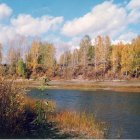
(0, 77, 56, 138)
(0, 77, 25, 137)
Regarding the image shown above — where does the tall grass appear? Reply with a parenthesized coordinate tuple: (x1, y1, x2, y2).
(48, 111, 106, 138)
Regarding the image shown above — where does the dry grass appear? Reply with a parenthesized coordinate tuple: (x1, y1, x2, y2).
(0, 76, 55, 138)
(14, 79, 140, 93)
(48, 111, 106, 138)
(24, 95, 55, 113)
(0, 76, 106, 138)
(0, 77, 26, 137)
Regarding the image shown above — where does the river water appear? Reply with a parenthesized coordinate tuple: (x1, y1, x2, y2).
(28, 89, 140, 139)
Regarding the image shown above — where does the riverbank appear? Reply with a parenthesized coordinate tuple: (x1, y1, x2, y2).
(15, 79, 140, 93)
(0, 78, 105, 138)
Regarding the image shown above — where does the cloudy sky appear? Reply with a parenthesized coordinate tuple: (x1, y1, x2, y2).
(0, 0, 140, 57)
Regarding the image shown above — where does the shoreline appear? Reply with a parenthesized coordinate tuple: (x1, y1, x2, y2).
(15, 79, 140, 93)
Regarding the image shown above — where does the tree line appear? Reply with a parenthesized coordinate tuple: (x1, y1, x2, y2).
(0, 35, 140, 80)
(59, 35, 140, 80)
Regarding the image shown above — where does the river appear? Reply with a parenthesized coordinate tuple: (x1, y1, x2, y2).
(28, 89, 140, 139)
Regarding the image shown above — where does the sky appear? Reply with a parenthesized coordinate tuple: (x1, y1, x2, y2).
(0, 0, 140, 58)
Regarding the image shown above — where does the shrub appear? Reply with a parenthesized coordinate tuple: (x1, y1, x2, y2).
(0, 77, 25, 137)
(0, 77, 55, 138)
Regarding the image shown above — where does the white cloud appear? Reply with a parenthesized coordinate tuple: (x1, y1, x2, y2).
(118, 31, 137, 41)
(0, 3, 12, 20)
(127, 0, 140, 24)
(0, 11, 63, 44)
(61, 1, 127, 37)
(0, 0, 140, 52)
(61, 0, 140, 42)
(44, 36, 80, 58)
(112, 31, 138, 44)
(11, 14, 63, 37)
(127, 0, 140, 10)
(128, 9, 140, 23)
(55, 38, 80, 58)
(0, 25, 17, 44)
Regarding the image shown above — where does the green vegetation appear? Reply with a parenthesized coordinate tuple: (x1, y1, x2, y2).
(17, 58, 26, 77)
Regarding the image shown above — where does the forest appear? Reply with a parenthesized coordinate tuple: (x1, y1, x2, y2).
(0, 35, 140, 80)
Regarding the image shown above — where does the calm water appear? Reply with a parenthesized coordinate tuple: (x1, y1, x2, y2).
(28, 89, 140, 139)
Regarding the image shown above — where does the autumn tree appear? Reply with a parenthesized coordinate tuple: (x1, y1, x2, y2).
(71, 49, 79, 67)
(87, 45, 94, 65)
(29, 41, 40, 69)
(131, 36, 140, 77)
(7, 47, 16, 65)
(59, 53, 65, 66)
(6, 37, 26, 76)
(94, 35, 111, 76)
(39, 42, 56, 68)
(79, 35, 91, 66)
(121, 44, 132, 76)
(94, 36, 103, 71)
(17, 58, 26, 77)
(111, 43, 123, 74)
(103, 36, 111, 71)
(2, 34, 140, 80)
(59, 50, 72, 66)
(59, 50, 73, 79)
(7, 46, 17, 75)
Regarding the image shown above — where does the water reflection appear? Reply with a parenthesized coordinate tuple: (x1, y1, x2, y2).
(28, 89, 140, 139)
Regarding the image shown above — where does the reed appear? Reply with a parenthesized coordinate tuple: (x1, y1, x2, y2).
(48, 111, 105, 138)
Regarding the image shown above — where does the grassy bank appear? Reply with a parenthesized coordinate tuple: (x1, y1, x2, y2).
(14, 79, 140, 93)
(48, 111, 106, 138)
(0, 77, 105, 138)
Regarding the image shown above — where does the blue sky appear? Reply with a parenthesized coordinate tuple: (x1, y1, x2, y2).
(0, 0, 110, 18)
(0, 0, 140, 57)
